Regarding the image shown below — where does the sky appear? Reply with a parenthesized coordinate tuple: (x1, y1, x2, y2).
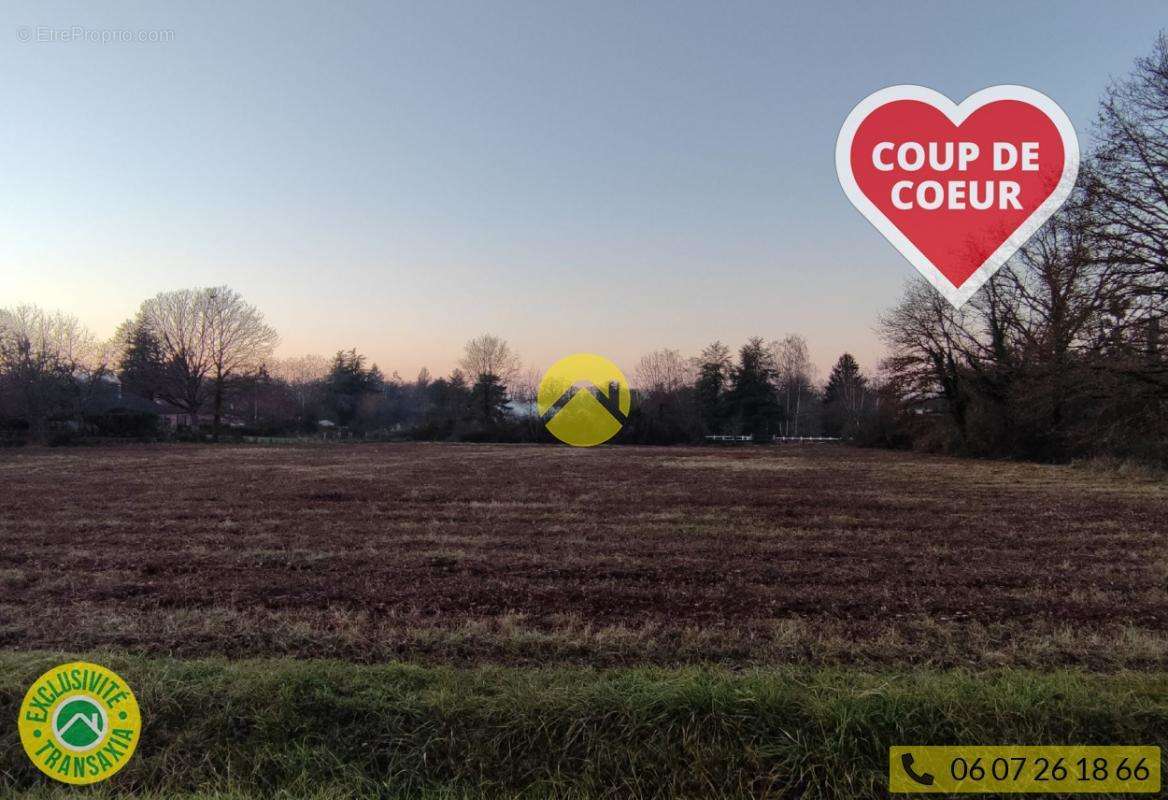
(1, 1, 1164, 382)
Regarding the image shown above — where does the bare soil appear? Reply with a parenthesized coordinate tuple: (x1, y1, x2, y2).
(1, 443, 1165, 668)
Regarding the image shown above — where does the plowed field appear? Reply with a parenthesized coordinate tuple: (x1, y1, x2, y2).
(2, 443, 1165, 668)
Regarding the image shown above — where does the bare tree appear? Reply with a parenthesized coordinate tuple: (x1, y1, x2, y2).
(1091, 33, 1168, 396)
(137, 287, 278, 436)
(771, 334, 814, 436)
(633, 348, 693, 394)
(204, 287, 279, 437)
(272, 354, 330, 385)
(0, 305, 101, 440)
(878, 187, 1157, 458)
(0, 305, 99, 369)
(136, 288, 213, 423)
(510, 366, 541, 411)
(878, 279, 973, 445)
(272, 354, 330, 417)
(459, 334, 520, 383)
(1094, 32, 1168, 313)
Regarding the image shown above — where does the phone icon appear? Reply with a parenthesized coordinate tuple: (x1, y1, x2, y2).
(901, 753, 935, 786)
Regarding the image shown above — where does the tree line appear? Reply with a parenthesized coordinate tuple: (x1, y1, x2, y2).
(871, 33, 1168, 464)
(3, 32, 1165, 462)
(0, 292, 872, 445)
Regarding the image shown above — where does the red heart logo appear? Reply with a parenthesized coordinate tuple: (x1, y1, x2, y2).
(836, 86, 1079, 306)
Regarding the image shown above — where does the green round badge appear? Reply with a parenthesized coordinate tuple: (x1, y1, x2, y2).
(18, 662, 141, 785)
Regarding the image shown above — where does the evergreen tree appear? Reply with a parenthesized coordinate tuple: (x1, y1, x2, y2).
(726, 337, 781, 439)
(116, 320, 167, 402)
(325, 349, 381, 426)
(421, 369, 472, 438)
(694, 341, 731, 434)
(469, 373, 509, 427)
(823, 353, 868, 438)
(366, 364, 386, 392)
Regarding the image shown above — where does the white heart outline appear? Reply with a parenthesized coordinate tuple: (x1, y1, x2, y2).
(835, 84, 1080, 307)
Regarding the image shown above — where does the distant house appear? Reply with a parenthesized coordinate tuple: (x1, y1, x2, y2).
(87, 378, 246, 430)
(81, 375, 158, 416)
(154, 401, 246, 430)
(155, 402, 198, 430)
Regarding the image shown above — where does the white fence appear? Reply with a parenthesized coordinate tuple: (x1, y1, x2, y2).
(704, 435, 842, 444)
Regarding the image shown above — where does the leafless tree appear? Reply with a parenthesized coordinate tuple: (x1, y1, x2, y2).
(1093, 33, 1168, 315)
(1091, 33, 1168, 397)
(272, 354, 330, 385)
(459, 334, 520, 383)
(203, 287, 279, 437)
(137, 287, 278, 436)
(879, 179, 1163, 457)
(136, 288, 213, 422)
(272, 354, 330, 417)
(634, 348, 693, 394)
(878, 278, 972, 444)
(771, 334, 814, 436)
(0, 305, 102, 439)
(877, 32, 1168, 458)
(510, 366, 541, 410)
(508, 365, 543, 437)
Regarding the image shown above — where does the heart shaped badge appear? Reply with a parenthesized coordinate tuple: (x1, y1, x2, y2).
(836, 85, 1079, 307)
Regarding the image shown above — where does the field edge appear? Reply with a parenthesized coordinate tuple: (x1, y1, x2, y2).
(2, 651, 1166, 799)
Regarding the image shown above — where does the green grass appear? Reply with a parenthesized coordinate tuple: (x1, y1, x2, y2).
(2, 652, 1166, 799)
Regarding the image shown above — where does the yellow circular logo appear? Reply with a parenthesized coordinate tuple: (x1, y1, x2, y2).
(537, 353, 631, 447)
(18, 662, 141, 785)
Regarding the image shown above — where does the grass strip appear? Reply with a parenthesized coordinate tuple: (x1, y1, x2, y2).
(2, 651, 1165, 799)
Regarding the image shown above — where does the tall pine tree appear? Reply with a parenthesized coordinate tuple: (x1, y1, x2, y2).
(726, 337, 781, 439)
(694, 341, 731, 434)
(823, 353, 868, 438)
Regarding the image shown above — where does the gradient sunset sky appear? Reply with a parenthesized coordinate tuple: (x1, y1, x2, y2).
(2, 1, 1163, 380)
